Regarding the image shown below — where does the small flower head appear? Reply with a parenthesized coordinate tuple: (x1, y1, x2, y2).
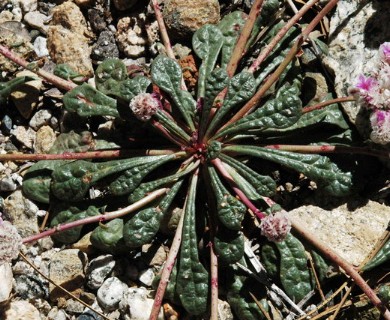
(0, 216, 22, 265)
(129, 93, 161, 121)
(379, 42, 390, 63)
(260, 211, 291, 242)
(369, 109, 390, 145)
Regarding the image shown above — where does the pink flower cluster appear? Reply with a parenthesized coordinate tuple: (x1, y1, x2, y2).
(350, 42, 390, 145)
(260, 211, 291, 242)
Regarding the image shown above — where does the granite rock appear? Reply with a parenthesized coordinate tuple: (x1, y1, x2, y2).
(0, 263, 13, 304)
(86, 254, 116, 290)
(97, 277, 128, 311)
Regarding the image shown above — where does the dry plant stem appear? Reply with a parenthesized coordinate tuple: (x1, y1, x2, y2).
(19, 252, 110, 320)
(22, 188, 168, 244)
(249, 292, 272, 320)
(211, 158, 266, 219)
(0, 149, 180, 162)
(0, 44, 76, 91)
(248, 0, 320, 73)
(226, 0, 265, 77)
(151, 0, 175, 60)
(210, 241, 219, 320)
(149, 171, 199, 320)
(220, 0, 340, 130)
(329, 284, 354, 320)
(307, 252, 326, 301)
(302, 96, 356, 113)
(288, 214, 390, 318)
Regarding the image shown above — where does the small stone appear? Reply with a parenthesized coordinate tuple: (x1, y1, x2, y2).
(138, 268, 155, 287)
(33, 36, 49, 57)
(91, 30, 119, 61)
(47, 26, 93, 77)
(86, 255, 116, 290)
(66, 298, 86, 314)
(34, 125, 56, 154)
(163, 0, 220, 39)
(112, 0, 137, 11)
(88, 8, 107, 33)
(49, 249, 88, 301)
(97, 277, 128, 311)
(3, 189, 39, 238)
(1, 114, 13, 135)
(3, 300, 41, 320)
(14, 274, 48, 300)
(217, 299, 234, 320)
(0, 10, 14, 24)
(18, 0, 38, 13)
(0, 263, 13, 304)
(24, 11, 49, 34)
(149, 245, 168, 267)
(47, 307, 68, 320)
(29, 109, 52, 130)
(120, 287, 164, 320)
(0, 175, 17, 191)
(10, 126, 36, 149)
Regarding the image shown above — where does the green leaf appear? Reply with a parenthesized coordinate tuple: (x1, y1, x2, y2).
(206, 72, 256, 137)
(51, 156, 169, 201)
(260, 242, 280, 279)
(63, 83, 119, 117)
(276, 234, 313, 302)
(119, 76, 151, 101)
(90, 218, 127, 253)
(219, 154, 276, 197)
(95, 58, 128, 95)
(223, 145, 352, 196)
(362, 240, 390, 271)
(54, 64, 83, 81)
(151, 55, 195, 130)
(208, 166, 246, 230)
(218, 11, 247, 69)
(215, 82, 302, 138)
(50, 203, 104, 243)
(123, 208, 162, 248)
(192, 24, 224, 98)
(22, 160, 68, 203)
(311, 250, 332, 282)
(0, 76, 35, 104)
(176, 175, 209, 315)
(214, 229, 244, 264)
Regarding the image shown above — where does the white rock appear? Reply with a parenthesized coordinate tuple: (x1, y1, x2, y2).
(10, 126, 36, 149)
(218, 299, 234, 320)
(29, 109, 52, 130)
(18, 0, 38, 13)
(138, 268, 155, 287)
(24, 11, 49, 34)
(97, 277, 128, 311)
(121, 287, 163, 320)
(86, 255, 116, 290)
(47, 307, 67, 320)
(33, 36, 49, 57)
(0, 263, 13, 304)
(3, 300, 41, 320)
(34, 125, 56, 154)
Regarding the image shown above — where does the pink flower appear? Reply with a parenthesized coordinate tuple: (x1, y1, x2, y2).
(260, 211, 291, 242)
(380, 42, 390, 63)
(129, 93, 161, 121)
(370, 109, 390, 145)
(355, 75, 377, 92)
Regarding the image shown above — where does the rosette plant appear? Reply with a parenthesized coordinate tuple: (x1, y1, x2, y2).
(1, 0, 390, 319)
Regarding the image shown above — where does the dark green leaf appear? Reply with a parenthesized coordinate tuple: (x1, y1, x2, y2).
(63, 83, 119, 117)
(91, 218, 127, 253)
(214, 229, 244, 264)
(95, 58, 128, 95)
(54, 64, 82, 81)
(119, 76, 151, 101)
(362, 240, 390, 271)
(260, 242, 280, 279)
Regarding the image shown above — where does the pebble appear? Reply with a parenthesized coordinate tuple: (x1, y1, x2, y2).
(1, 114, 13, 135)
(47, 307, 68, 320)
(86, 254, 116, 290)
(97, 277, 128, 311)
(163, 0, 220, 39)
(0, 175, 17, 191)
(13, 274, 48, 300)
(112, 0, 137, 11)
(0, 263, 13, 304)
(33, 35, 49, 57)
(87, 8, 107, 33)
(91, 30, 119, 61)
(218, 299, 234, 320)
(3, 300, 41, 320)
(24, 11, 49, 34)
(34, 125, 56, 154)
(10, 126, 36, 149)
(3, 189, 39, 238)
(49, 249, 88, 301)
(120, 287, 164, 320)
(138, 268, 155, 287)
(29, 109, 52, 130)
(18, 0, 38, 13)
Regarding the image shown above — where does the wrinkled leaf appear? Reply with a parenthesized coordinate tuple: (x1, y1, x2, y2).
(362, 239, 390, 271)
(95, 58, 128, 96)
(214, 229, 245, 264)
(91, 218, 127, 253)
(54, 64, 83, 81)
(261, 242, 280, 279)
(119, 76, 151, 101)
(63, 83, 119, 117)
(276, 234, 313, 302)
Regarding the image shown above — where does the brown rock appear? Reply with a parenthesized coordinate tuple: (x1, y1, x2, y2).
(163, 0, 220, 39)
(34, 125, 57, 154)
(49, 249, 88, 301)
(47, 26, 93, 77)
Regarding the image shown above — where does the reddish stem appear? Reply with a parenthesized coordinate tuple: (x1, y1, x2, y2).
(211, 158, 266, 219)
(302, 96, 356, 113)
(0, 44, 76, 91)
(22, 188, 168, 244)
(226, 0, 265, 77)
(248, 0, 320, 73)
(209, 241, 219, 320)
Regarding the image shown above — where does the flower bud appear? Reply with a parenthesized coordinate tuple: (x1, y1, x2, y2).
(129, 93, 161, 121)
(260, 211, 291, 242)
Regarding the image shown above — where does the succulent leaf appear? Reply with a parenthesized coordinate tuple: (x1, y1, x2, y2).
(95, 58, 128, 96)
(90, 218, 127, 253)
(214, 228, 245, 264)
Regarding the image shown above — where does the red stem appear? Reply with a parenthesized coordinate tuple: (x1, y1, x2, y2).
(211, 158, 266, 219)
(0, 44, 76, 91)
(302, 96, 356, 113)
(209, 241, 218, 320)
(22, 188, 168, 243)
